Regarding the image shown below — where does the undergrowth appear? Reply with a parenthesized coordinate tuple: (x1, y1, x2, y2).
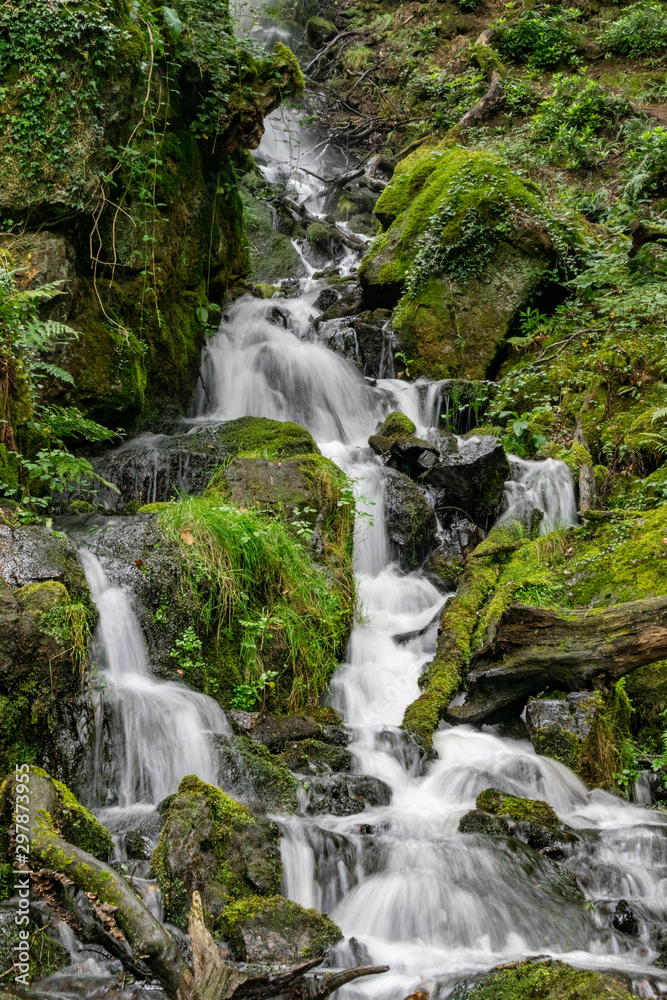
(158, 496, 355, 710)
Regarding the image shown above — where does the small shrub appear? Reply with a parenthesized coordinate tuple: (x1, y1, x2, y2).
(625, 125, 667, 201)
(459, 0, 482, 11)
(532, 75, 629, 139)
(498, 7, 581, 70)
(599, 2, 667, 59)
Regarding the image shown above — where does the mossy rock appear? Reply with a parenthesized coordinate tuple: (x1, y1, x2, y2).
(624, 659, 667, 747)
(306, 16, 337, 46)
(475, 788, 560, 828)
(451, 959, 640, 999)
(212, 416, 320, 459)
(369, 410, 417, 454)
(241, 187, 306, 284)
(213, 733, 299, 812)
(219, 894, 342, 962)
(359, 144, 564, 380)
(51, 776, 114, 860)
(149, 774, 282, 930)
(278, 737, 353, 774)
(0, 912, 70, 985)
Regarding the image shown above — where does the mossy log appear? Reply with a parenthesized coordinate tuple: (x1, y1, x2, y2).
(448, 595, 667, 723)
(18, 773, 387, 1000)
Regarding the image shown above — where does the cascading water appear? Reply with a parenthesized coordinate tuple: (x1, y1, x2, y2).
(186, 105, 667, 997)
(78, 547, 229, 812)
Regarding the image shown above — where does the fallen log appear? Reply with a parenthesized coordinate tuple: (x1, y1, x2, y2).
(447, 595, 667, 724)
(451, 28, 505, 136)
(280, 195, 367, 250)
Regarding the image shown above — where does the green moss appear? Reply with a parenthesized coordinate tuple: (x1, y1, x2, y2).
(306, 222, 332, 253)
(219, 894, 342, 959)
(212, 416, 320, 459)
(532, 723, 582, 772)
(453, 960, 639, 1000)
(0, 921, 70, 984)
(279, 738, 352, 774)
(624, 659, 667, 747)
(476, 788, 560, 828)
(50, 778, 114, 861)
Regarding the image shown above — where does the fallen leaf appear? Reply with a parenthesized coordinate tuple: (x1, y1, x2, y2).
(181, 529, 195, 545)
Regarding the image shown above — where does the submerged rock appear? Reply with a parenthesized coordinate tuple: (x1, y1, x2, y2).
(383, 468, 437, 571)
(298, 774, 392, 816)
(220, 894, 342, 963)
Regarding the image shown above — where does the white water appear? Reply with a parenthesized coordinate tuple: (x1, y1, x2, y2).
(79, 548, 229, 809)
(189, 109, 667, 997)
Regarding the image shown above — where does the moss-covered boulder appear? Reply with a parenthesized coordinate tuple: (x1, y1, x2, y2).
(219, 895, 342, 962)
(452, 960, 639, 1000)
(359, 144, 562, 380)
(306, 16, 338, 47)
(459, 788, 574, 857)
(150, 775, 282, 930)
(278, 738, 353, 774)
(241, 187, 306, 284)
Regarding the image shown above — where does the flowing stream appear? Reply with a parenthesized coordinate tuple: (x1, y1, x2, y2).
(45, 79, 667, 1000)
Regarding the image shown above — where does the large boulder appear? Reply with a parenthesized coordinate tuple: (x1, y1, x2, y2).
(150, 775, 282, 930)
(359, 144, 563, 380)
(383, 469, 437, 571)
(458, 788, 576, 859)
(212, 733, 299, 812)
(219, 895, 342, 963)
(422, 435, 510, 525)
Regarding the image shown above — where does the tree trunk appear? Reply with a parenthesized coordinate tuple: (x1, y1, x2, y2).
(447, 596, 667, 724)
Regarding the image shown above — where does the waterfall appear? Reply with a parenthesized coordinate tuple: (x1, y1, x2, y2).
(79, 548, 229, 809)
(501, 455, 578, 533)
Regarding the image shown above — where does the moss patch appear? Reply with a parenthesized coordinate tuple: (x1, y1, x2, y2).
(453, 960, 639, 1000)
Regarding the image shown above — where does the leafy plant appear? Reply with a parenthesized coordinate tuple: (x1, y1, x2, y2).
(599, 2, 667, 59)
(625, 125, 667, 201)
(169, 626, 204, 674)
(230, 670, 278, 711)
(498, 7, 581, 70)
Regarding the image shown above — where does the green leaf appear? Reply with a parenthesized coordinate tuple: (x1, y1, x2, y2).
(162, 6, 183, 39)
(512, 419, 529, 437)
(196, 306, 209, 324)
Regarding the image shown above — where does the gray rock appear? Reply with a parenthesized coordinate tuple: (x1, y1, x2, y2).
(424, 435, 510, 525)
(225, 896, 342, 963)
(0, 524, 87, 595)
(298, 774, 392, 816)
(384, 468, 437, 571)
(526, 692, 600, 739)
(278, 738, 353, 775)
(389, 437, 440, 479)
(250, 714, 323, 752)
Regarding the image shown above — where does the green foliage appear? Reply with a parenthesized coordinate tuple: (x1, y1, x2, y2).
(625, 125, 667, 201)
(157, 495, 354, 709)
(599, 2, 667, 59)
(455, 960, 639, 1000)
(170, 626, 204, 674)
(0, 266, 123, 515)
(497, 7, 580, 71)
(231, 670, 279, 710)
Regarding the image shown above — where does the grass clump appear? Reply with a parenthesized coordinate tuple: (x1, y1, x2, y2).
(158, 495, 354, 710)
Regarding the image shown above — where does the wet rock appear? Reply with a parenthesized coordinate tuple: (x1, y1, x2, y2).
(124, 830, 152, 861)
(221, 894, 342, 963)
(0, 524, 88, 595)
(278, 738, 353, 774)
(299, 774, 391, 816)
(526, 691, 599, 739)
(212, 733, 298, 812)
(429, 507, 485, 584)
(250, 714, 324, 752)
(384, 468, 437, 571)
(612, 898, 639, 936)
(389, 437, 440, 479)
(150, 775, 282, 931)
(314, 283, 364, 323)
(241, 187, 306, 284)
(314, 287, 340, 311)
(369, 411, 416, 456)
(350, 310, 395, 378)
(458, 788, 576, 860)
(424, 436, 510, 525)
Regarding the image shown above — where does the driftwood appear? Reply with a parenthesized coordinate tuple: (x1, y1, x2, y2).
(305, 31, 368, 78)
(452, 28, 504, 136)
(18, 772, 388, 1000)
(447, 595, 667, 724)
